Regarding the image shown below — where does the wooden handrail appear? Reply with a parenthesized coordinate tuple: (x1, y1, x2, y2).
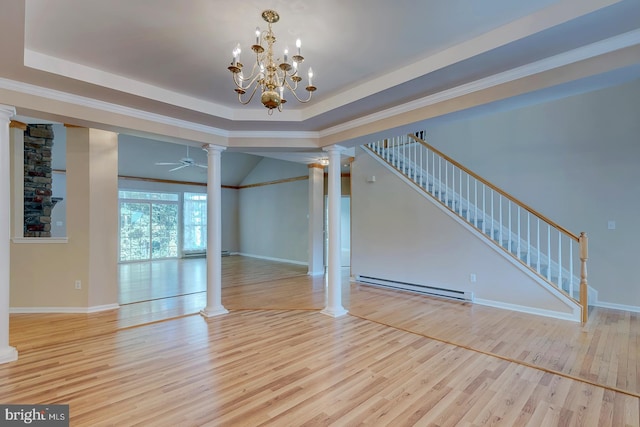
(407, 134, 580, 241)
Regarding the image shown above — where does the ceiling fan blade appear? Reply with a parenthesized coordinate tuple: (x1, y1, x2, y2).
(195, 164, 208, 169)
(168, 165, 189, 172)
(155, 162, 182, 166)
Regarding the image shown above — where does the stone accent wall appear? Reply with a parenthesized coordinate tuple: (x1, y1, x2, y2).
(24, 124, 55, 237)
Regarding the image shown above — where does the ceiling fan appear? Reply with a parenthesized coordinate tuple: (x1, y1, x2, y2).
(155, 146, 207, 172)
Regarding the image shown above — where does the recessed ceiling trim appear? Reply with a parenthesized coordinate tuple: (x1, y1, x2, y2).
(4, 29, 638, 147)
(0, 76, 231, 137)
(228, 130, 319, 139)
(23, 49, 238, 120)
(319, 28, 640, 139)
(301, 0, 626, 121)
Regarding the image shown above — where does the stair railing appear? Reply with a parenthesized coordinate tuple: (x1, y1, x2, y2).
(364, 132, 589, 323)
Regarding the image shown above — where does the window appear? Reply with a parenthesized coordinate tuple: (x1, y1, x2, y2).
(119, 190, 179, 261)
(183, 192, 207, 254)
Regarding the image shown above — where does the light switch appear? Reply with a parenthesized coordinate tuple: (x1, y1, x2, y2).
(607, 220, 616, 230)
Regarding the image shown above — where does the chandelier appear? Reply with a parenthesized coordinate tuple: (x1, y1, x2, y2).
(228, 10, 316, 114)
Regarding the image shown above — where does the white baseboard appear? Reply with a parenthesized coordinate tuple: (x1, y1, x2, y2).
(0, 346, 18, 364)
(592, 300, 640, 313)
(474, 298, 580, 322)
(10, 304, 120, 314)
(236, 252, 308, 266)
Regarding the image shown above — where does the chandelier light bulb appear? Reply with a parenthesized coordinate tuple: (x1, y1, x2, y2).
(255, 27, 261, 44)
(308, 67, 313, 86)
(284, 48, 288, 63)
(296, 38, 301, 55)
(232, 44, 241, 66)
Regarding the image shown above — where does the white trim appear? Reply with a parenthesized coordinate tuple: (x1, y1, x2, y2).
(1, 30, 636, 145)
(592, 300, 640, 313)
(11, 237, 68, 244)
(0, 77, 231, 137)
(474, 298, 580, 322)
(228, 130, 319, 139)
(10, 304, 119, 314)
(24, 49, 236, 122)
(320, 29, 640, 138)
(236, 252, 308, 266)
(0, 347, 18, 364)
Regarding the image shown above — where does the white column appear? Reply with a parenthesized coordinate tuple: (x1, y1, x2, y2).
(9, 121, 25, 239)
(307, 164, 324, 275)
(200, 144, 228, 317)
(0, 105, 18, 363)
(321, 145, 348, 317)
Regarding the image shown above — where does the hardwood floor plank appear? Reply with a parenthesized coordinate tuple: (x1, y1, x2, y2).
(3, 256, 640, 426)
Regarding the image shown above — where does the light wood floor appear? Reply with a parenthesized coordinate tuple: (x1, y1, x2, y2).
(3, 256, 639, 426)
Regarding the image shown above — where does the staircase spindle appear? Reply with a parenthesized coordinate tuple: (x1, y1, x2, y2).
(507, 200, 511, 253)
(569, 240, 574, 297)
(558, 230, 563, 291)
(537, 218, 541, 273)
(526, 212, 531, 265)
(490, 191, 494, 239)
(482, 185, 486, 232)
(546, 225, 551, 281)
(466, 175, 470, 221)
(517, 207, 521, 259)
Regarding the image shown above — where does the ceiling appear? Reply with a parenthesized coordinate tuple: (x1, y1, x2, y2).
(1, 0, 639, 155)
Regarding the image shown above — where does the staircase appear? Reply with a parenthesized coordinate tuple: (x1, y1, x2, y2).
(363, 131, 590, 323)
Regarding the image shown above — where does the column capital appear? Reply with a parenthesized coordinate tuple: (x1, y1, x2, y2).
(9, 120, 27, 130)
(202, 143, 227, 153)
(0, 105, 16, 121)
(322, 144, 346, 154)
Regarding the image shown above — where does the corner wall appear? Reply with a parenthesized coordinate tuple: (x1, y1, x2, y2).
(238, 158, 309, 264)
(10, 127, 119, 311)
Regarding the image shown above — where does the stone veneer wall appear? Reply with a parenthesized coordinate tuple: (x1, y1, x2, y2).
(24, 124, 55, 237)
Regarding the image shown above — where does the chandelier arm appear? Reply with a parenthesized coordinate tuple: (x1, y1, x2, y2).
(237, 83, 260, 105)
(284, 86, 313, 103)
(283, 78, 299, 92)
(232, 62, 263, 90)
(238, 73, 264, 92)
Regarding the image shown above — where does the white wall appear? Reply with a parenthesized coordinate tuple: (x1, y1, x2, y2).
(351, 150, 577, 318)
(239, 158, 309, 264)
(418, 78, 640, 309)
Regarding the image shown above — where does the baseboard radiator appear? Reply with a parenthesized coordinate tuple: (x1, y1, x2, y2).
(183, 250, 230, 259)
(356, 275, 474, 302)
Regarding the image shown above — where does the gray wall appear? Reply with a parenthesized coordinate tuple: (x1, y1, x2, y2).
(351, 149, 577, 318)
(238, 158, 309, 264)
(398, 78, 640, 309)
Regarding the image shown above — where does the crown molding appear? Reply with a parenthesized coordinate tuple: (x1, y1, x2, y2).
(2, 29, 638, 145)
(319, 29, 640, 139)
(0, 76, 231, 137)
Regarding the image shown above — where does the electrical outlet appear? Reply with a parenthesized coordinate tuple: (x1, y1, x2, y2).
(75, 280, 82, 290)
(470, 273, 477, 283)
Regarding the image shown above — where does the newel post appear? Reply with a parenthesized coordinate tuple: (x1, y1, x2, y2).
(579, 232, 588, 324)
